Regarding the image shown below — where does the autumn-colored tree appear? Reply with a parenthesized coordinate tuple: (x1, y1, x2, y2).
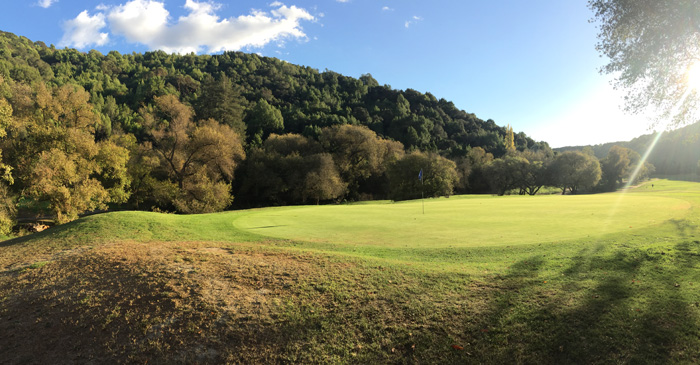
(0, 97, 13, 183)
(0, 31, 563, 212)
(0, 96, 15, 235)
(505, 124, 515, 152)
(145, 94, 245, 213)
(302, 153, 347, 204)
(6, 83, 130, 223)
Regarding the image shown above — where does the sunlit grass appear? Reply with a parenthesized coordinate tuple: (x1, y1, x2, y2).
(233, 192, 689, 249)
(2, 179, 700, 363)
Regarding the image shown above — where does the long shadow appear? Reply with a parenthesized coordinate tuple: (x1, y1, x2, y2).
(451, 226, 700, 364)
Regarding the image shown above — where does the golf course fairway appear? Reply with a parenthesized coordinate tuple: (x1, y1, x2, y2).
(233, 190, 691, 248)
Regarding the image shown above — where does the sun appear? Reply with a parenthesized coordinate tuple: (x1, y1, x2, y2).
(685, 61, 700, 91)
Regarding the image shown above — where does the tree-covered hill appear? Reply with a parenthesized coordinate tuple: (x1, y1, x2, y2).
(556, 121, 700, 176)
(0, 30, 547, 156)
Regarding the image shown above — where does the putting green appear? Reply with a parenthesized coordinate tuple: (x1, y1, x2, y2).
(232, 193, 691, 248)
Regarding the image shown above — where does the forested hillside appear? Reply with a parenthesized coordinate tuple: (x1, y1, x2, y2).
(556, 122, 700, 176)
(0, 31, 548, 155)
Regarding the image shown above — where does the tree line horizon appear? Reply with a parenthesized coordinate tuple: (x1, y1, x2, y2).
(0, 30, 689, 234)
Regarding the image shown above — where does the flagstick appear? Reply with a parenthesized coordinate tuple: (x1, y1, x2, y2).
(421, 177, 424, 215)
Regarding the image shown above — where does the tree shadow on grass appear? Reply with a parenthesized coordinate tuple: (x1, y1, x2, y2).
(452, 231, 700, 364)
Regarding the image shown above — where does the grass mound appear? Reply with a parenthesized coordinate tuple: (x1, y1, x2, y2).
(1, 179, 700, 363)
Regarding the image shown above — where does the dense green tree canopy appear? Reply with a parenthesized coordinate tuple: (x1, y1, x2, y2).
(238, 133, 345, 206)
(482, 150, 552, 196)
(387, 151, 458, 201)
(245, 99, 283, 144)
(321, 124, 404, 200)
(483, 155, 528, 196)
(0, 30, 548, 159)
(195, 74, 246, 136)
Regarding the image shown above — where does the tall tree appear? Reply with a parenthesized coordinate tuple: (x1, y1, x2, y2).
(483, 155, 529, 196)
(320, 124, 403, 200)
(6, 83, 131, 223)
(505, 124, 515, 152)
(145, 94, 245, 213)
(600, 145, 636, 190)
(245, 99, 283, 144)
(0, 95, 15, 235)
(195, 74, 246, 136)
(237, 133, 346, 206)
(589, 0, 700, 125)
(387, 151, 457, 201)
(549, 151, 602, 194)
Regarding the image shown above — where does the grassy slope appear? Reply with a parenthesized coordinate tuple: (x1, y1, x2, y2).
(1, 179, 699, 363)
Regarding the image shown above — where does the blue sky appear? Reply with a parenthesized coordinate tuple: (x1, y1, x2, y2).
(0, 0, 658, 147)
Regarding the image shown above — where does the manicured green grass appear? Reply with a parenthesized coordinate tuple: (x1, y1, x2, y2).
(233, 193, 689, 249)
(2, 179, 700, 363)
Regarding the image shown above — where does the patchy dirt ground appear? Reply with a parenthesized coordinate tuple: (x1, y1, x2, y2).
(0, 240, 421, 364)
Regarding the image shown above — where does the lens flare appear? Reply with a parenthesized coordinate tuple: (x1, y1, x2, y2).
(603, 130, 664, 232)
(622, 130, 663, 190)
(687, 62, 700, 91)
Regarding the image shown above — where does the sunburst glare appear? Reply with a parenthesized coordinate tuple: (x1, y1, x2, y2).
(686, 61, 700, 91)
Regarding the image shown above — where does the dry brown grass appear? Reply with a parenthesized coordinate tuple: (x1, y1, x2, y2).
(0, 240, 437, 363)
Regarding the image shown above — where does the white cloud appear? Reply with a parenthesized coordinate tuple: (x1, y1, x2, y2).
(37, 0, 57, 8)
(382, 6, 393, 11)
(59, 10, 109, 48)
(107, 0, 169, 46)
(61, 0, 315, 54)
(405, 15, 422, 28)
(336, 0, 350, 2)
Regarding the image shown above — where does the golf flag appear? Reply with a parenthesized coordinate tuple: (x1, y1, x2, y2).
(418, 168, 423, 182)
